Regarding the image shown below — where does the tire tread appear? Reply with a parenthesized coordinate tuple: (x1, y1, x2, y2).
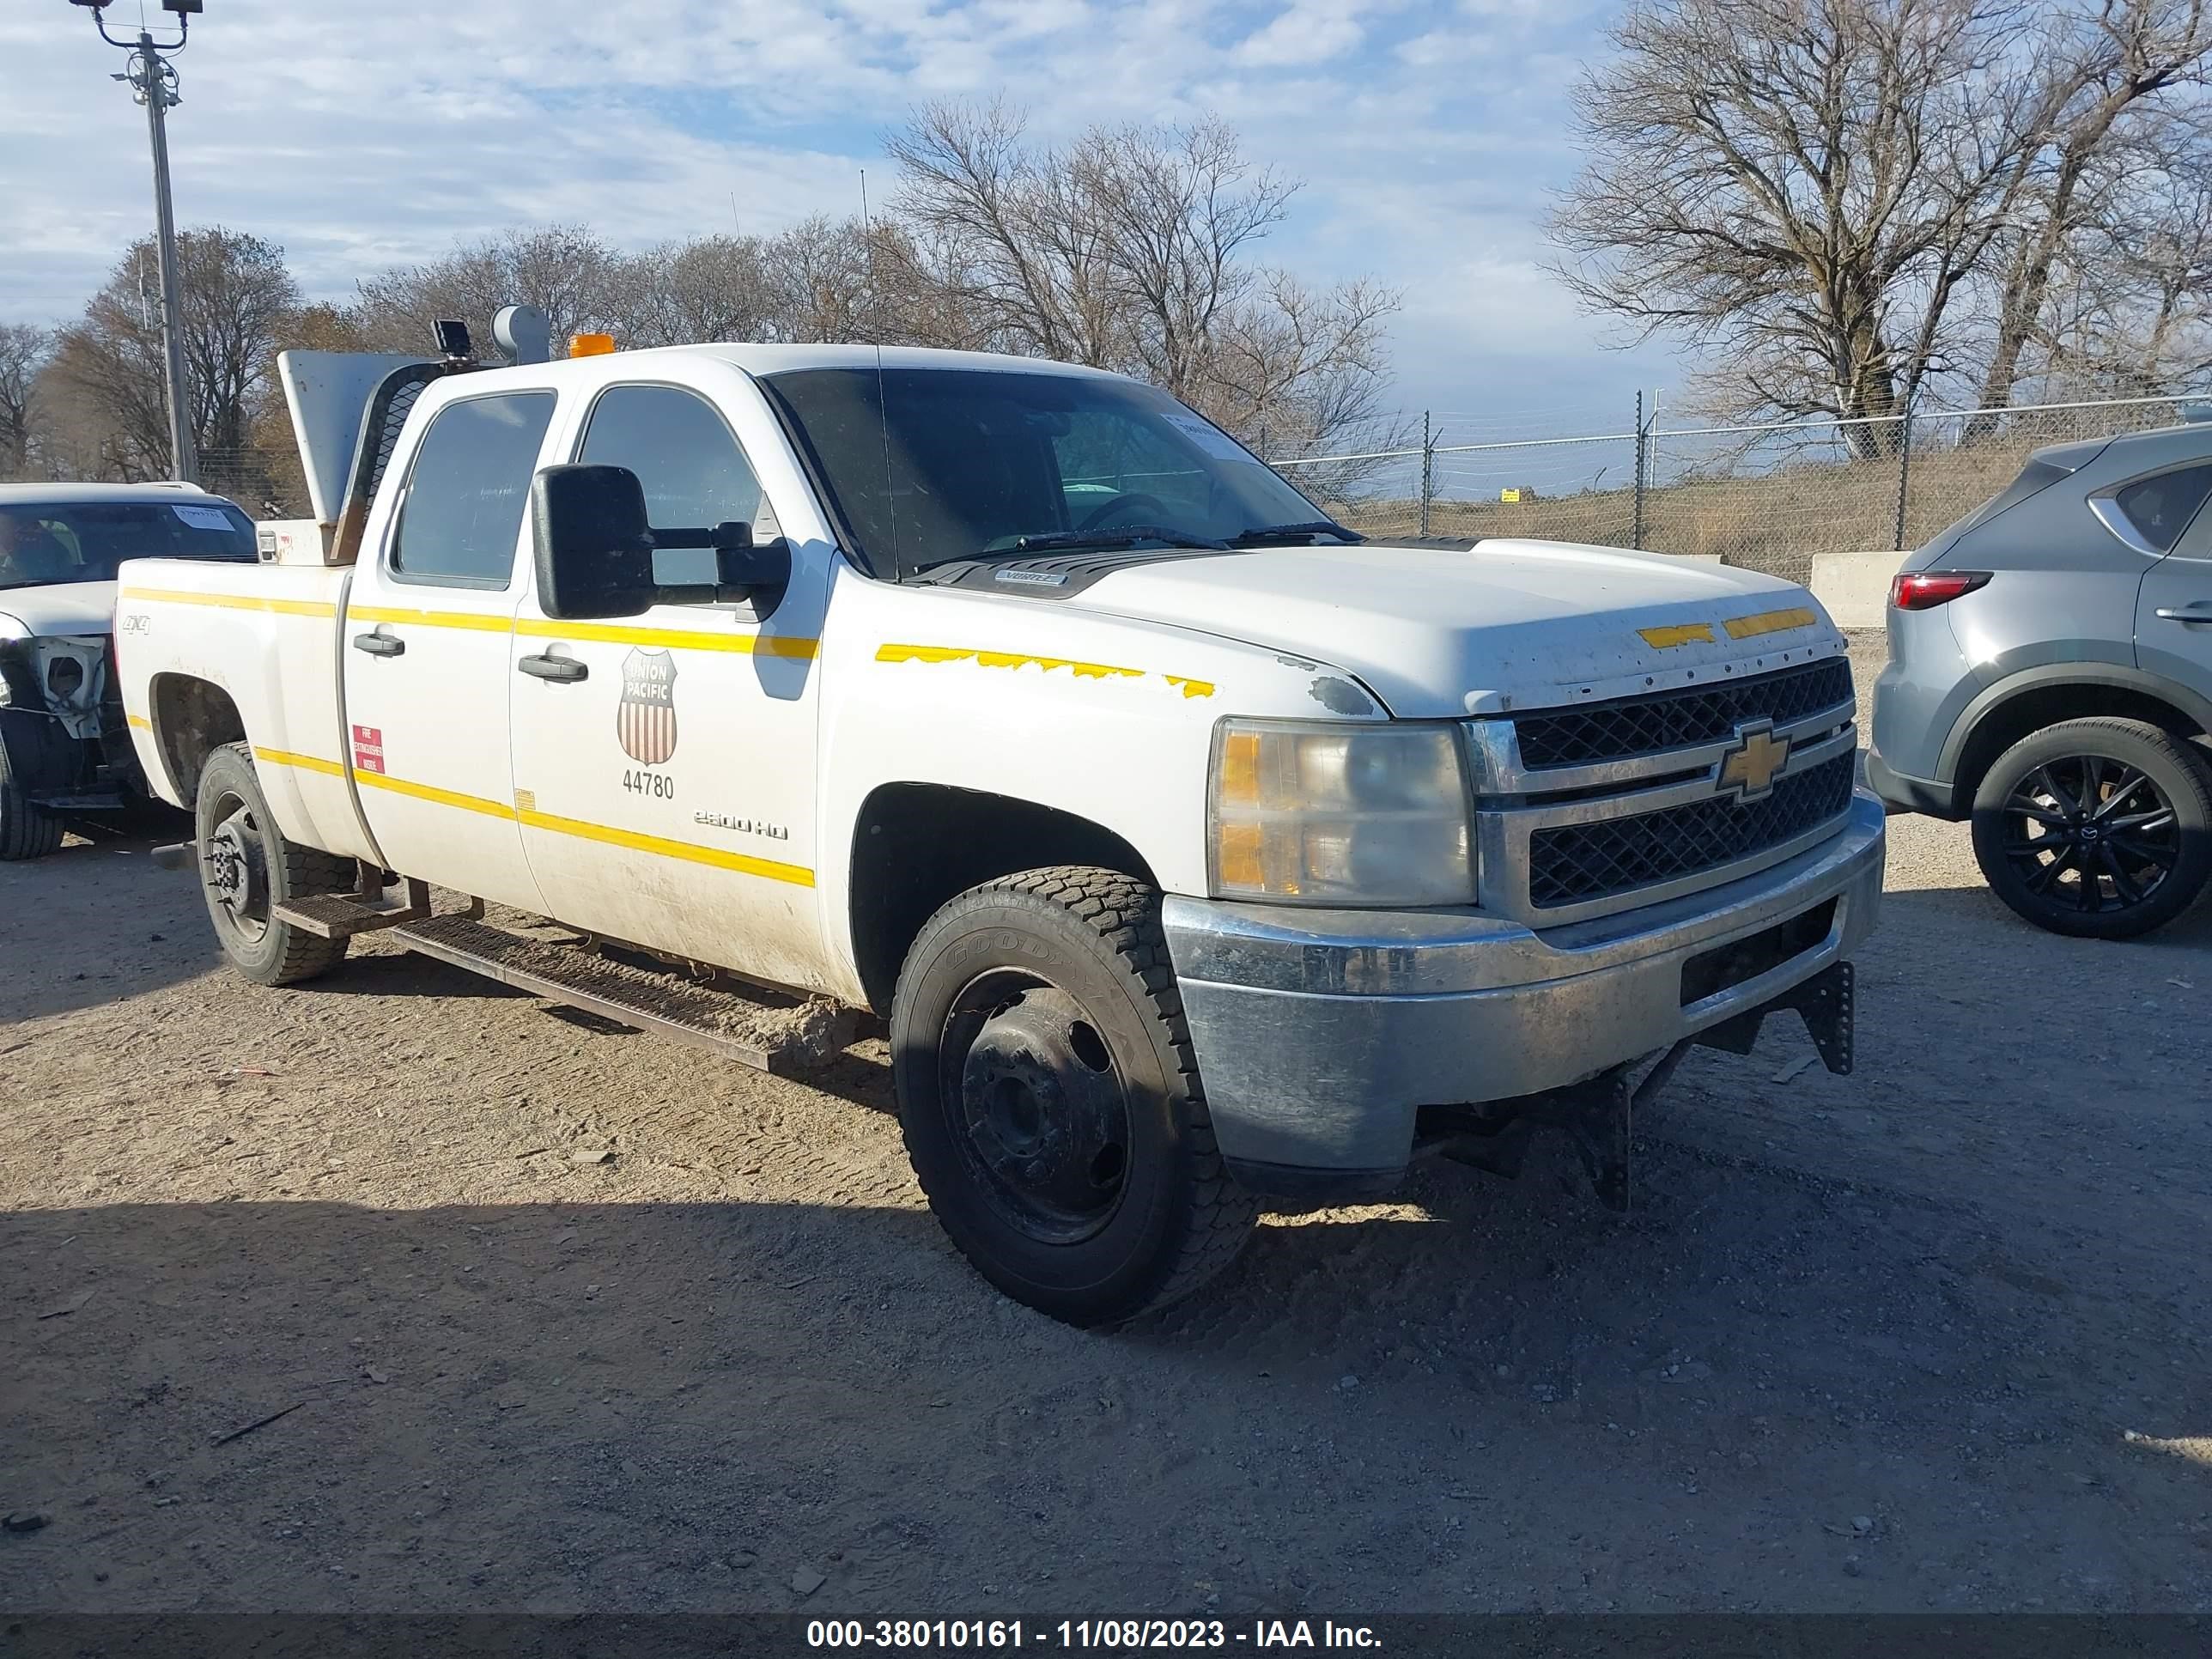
(897, 864, 1259, 1320)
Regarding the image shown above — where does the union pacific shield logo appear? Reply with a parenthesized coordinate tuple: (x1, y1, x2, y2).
(617, 647, 678, 765)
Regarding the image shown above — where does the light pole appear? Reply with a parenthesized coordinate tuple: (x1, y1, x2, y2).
(71, 0, 202, 485)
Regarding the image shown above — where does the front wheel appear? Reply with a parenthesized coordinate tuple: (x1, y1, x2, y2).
(1970, 717, 2212, 939)
(891, 866, 1257, 1326)
(0, 717, 67, 860)
(194, 742, 357, 984)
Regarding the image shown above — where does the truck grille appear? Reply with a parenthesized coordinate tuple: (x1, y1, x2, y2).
(1515, 658, 1853, 769)
(1527, 751, 1856, 909)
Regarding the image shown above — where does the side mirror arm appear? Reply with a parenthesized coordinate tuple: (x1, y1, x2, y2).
(652, 520, 791, 604)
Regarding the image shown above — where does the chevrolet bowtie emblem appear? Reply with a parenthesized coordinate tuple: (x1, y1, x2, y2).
(1718, 724, 1790, 800)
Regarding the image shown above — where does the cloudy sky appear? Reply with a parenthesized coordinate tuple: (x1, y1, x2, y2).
(1, 0, 1671, 440)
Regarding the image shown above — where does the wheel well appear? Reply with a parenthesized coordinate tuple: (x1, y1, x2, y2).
(149, 675, 246, 808)
(848, 783, 1157, 1015)
(1956, 682, 2208, 804)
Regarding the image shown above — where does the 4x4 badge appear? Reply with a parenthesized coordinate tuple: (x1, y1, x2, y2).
(1718, 723, 1790, 800)
(618, 647, 678, 765)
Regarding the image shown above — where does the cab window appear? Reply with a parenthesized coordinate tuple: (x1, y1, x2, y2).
(578, 385, 770, 587)
(389, 392, 556, 586)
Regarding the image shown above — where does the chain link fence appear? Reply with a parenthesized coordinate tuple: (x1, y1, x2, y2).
(1280, 393, 2203, 585)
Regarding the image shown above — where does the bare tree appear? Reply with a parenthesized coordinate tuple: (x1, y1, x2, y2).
(604, 234, 787, 347)
(1973, 0, 2211, 409)
(887, 100, 1399, 453)
(49, 228, 299, 484)
(0, 323, 53, 480)
(1551, 0, 2212, 439)
(353, 225, 620, 356)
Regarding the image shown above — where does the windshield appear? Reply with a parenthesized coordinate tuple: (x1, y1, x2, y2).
(760, 366, 1340, 577)
(0, 499, 256, 592)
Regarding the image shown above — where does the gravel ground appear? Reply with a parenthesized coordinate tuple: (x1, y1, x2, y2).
(3, 632, 2208, 1617)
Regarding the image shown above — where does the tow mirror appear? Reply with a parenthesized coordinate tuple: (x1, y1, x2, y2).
(531, 464, 656, 620)
(531, 465, 793, 621)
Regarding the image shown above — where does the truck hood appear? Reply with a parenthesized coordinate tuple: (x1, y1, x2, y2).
(1064, 539, 1840, 717)
(0, 580, 117, 640)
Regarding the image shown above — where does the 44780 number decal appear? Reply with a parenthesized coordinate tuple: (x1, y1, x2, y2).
(623, 769, 674, 800)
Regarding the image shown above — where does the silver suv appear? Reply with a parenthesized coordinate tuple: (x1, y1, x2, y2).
(1868, 422, 2212, 939)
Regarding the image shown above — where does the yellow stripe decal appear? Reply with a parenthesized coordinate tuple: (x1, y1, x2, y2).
(878, 642, 1214, 697)
(348, 605, 514, 634)
(355, 769, 516, 818)
(1723, 605, 1819, 641)
(121, 587, 336, 618)
(254, 746, 347, 778)
(1638, 623, 1716, 648)
(514, 617, 819, 658)
(517, 806, 815, 887)
(126, 713, 153, 731)
(341, 767, 812, 884)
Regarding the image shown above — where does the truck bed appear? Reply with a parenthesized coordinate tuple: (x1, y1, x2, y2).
(114, 558, 381, 865)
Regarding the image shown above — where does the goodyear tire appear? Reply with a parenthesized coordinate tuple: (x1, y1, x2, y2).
(194, 742, 356, 985)
(892, 866, 1257, 1327)
(1970, 718, 2212, 940)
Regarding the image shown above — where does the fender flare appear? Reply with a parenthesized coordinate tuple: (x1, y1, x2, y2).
(1937, 660, 2212, 782)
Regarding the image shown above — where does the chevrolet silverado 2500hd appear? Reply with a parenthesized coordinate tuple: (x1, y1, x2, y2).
(117, 337, 1883, 1324)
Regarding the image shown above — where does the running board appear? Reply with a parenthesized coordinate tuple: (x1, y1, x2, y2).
(388, 914, 854, 1076)
(272, 878, 433, 939)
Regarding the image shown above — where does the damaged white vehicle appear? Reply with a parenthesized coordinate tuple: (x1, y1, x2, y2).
(0, 483, 258, 859)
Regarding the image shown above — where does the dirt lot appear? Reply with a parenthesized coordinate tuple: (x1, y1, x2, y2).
(3, 635, 2209, 1618)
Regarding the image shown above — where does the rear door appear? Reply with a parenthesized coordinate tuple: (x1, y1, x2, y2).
(343, 386, 556, 910)
(2128, 462, 2212, 708)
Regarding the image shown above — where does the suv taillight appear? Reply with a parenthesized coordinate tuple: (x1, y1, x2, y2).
(1892, 570, 1990, 611)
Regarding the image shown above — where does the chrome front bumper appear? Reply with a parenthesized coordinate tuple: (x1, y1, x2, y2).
(1161, 791, 1886, 1194)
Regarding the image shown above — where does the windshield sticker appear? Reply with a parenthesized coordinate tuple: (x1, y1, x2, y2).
(619, 647, 679, 764)
(1161, 412, 1250, 463)
(171, 503, 235, 532)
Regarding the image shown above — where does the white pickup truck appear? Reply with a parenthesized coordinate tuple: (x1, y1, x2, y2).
(116, 332, 1882, 1324)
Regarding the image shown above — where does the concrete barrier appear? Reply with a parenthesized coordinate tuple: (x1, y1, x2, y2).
(1808, 550, 1907, 629)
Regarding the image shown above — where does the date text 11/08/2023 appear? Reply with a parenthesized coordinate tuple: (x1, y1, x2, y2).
(805, 1620, 1383, 1650)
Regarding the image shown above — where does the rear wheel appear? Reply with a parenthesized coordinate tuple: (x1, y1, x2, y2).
(1970, 718, 2212, 939)
(194, 742, 356, 984)
(892, 866, 1256, 1326)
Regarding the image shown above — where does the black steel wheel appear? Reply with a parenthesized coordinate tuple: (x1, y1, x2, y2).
(1971, 718, 2212, 940)
(194, 742, 355, 984)
(892, 866, 1256, 1326)
(944, 977, 1135, 1245)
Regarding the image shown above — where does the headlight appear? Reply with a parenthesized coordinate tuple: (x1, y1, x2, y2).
(1208, 718, 1474, 905)
(0, 614, 28, 643)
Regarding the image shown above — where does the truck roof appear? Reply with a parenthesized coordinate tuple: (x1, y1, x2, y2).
(466, 342, 1128, 386)
(0, 481, 216, 505)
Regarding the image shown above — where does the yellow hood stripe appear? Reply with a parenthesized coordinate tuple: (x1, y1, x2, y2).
(1723, 605, 1819, 640)
(1638, 623, 1714, 648)
(1639, 605, 1820, 650)
(878, 641, 1214, 698)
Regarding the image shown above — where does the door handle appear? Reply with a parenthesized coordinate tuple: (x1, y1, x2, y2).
(2154, 600, 2212, 623)
(352, 632, 405, 658)
(518, 653, 588, 683)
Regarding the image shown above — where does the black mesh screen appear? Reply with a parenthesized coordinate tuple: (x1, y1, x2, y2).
(1516, 659, 1853, 769)
(1528, 752, 1856, 909)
